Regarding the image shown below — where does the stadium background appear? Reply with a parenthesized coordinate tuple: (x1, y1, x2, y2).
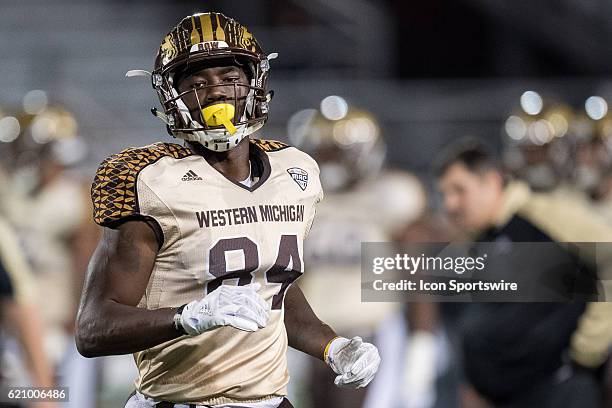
(5, 0, 611, 174)
(0, 0, 611, 407)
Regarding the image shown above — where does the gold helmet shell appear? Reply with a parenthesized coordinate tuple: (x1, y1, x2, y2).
(154, 12, 265, 75)
(289, 97, 386, 191)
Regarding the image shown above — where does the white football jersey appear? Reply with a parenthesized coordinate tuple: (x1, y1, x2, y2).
(92, 139, 322, 405)
(0, 174, 88, 360)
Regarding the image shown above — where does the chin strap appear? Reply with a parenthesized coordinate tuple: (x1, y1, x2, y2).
(150, 108, 172, 126)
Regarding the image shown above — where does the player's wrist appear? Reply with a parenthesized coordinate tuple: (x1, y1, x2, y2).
(173, 303, 188, 335)
(324, 336, 346, 366)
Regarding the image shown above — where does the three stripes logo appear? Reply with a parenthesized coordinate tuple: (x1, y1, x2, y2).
(182, 170, 203, 181)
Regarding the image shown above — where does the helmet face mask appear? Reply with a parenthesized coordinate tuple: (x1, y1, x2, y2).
(151, 12, 274, 151)
(169, 63, 258, 142)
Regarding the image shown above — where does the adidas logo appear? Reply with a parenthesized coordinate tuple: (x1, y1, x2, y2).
(182, 170, 203, 181)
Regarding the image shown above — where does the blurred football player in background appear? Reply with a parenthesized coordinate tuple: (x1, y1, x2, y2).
(502, 91, 612, 227)
(76, 12, 380, 408)
(436, 140, 612, 408)
(288, 98, 449, 408)
(567, 98, 612, 199)
(0, 192, 57, 407)
(0, 99, 100, 407)
(502, 92, 612, 199)
(592, 165, 612, 224)
(568, 98, 612, 226)
(502, 92, 573, 193)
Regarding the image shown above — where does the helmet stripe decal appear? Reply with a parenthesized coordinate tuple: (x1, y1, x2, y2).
(230, 20, 238, 45)
(190, 16, 202, 44)
(215, 13, 226, 42)
(199, 14, 213, 42)
(209, 13, 218, 41)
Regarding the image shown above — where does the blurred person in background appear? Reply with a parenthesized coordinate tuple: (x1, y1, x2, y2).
(502, 93, 573, 194)
(568, 99, 612, 225)
(0, 101, 100, 407)
(0, 206, 57, 408)
(436, 140, 612, 408)
(567, 99, 612, 201)
(502, 92, 612, 211)
(592, 166, 612, 224)
(394, 213, 468, 408)
(289, 98, 449, 408)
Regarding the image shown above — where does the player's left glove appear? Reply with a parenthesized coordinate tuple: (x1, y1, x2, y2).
(325, 336, 381, 389)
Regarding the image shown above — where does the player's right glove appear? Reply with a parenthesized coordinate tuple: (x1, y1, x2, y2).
(176, 283, 270, 335)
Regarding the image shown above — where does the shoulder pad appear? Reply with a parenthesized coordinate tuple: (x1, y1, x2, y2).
(91, 142, 193, 227)
(250, 138, 291, 152)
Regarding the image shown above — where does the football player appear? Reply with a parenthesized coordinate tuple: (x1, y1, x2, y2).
(0, 212, 57, 408)
(0, 104, 99, 407)
(288, 101, 447, 408)
(75, 12, 380, 408)
(502, 98, 572, 193)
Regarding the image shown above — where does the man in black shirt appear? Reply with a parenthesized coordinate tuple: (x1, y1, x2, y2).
(436, 141, 612, 407)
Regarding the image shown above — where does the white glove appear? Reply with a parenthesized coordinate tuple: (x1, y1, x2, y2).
(402, 331, 438, 408)
(179, 283, 269, 335)
(326, 336, 381, 389)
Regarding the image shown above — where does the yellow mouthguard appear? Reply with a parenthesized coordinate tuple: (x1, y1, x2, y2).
(201, 103, 237, 135)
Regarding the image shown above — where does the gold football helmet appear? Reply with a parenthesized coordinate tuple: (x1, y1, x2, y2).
(288, 96, 386, 191)
(502, 93, 572, 191)
(136, 12, 277, 151)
